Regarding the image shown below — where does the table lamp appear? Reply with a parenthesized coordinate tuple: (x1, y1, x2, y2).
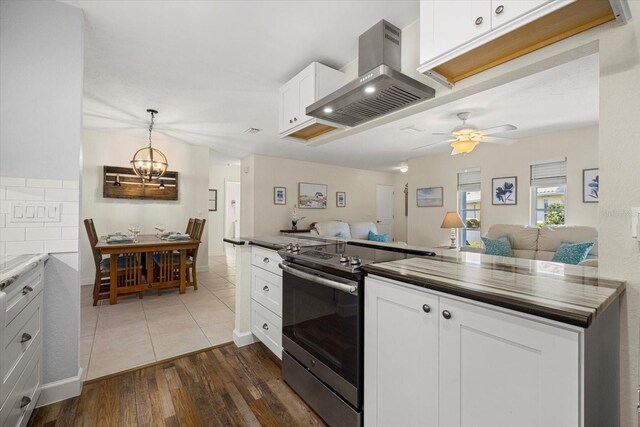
(440, 211, 465, 248)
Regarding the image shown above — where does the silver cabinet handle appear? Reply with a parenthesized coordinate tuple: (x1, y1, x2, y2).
(422, 304, 431, 313)
(495, 5, 504, 14)
(442, 310, 452, 320)
(262, 323, 269, 330)
(21, 333, 32, 343)
(294, 117, 297, 121)
(263, 285, 270, 292)
(475, 16, 483, 25)
(20, 396, 31, 409)
(22, 285, 34, 295)
(289, 119, 293, 123)
(279, 262, 358, 294)
(263, 257, 269, 264)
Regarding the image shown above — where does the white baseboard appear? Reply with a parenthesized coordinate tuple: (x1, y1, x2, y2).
(196, 266, 209, 273)
(208, 251, 225, 256)
(81, 277, 94, 286)
(37, 367, 83, 407)
(233, 329, 258, 347)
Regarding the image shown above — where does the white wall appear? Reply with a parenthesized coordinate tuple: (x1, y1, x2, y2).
(80, 130, 210, 283)
(241, 154, 395, 236)
(404, 126, 599, 246)
(208, 161, 241, 255)
(0, 0, 83, 402)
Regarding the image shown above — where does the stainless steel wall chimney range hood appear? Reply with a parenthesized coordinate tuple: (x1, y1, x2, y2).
(306, 20, 435, 127)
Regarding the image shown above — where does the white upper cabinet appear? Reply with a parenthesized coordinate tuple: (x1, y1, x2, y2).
(418, 0, 574, 79)
(490, 1, 551, 28)
(420, 1, 492, 63)
(278, 62, 344, 139)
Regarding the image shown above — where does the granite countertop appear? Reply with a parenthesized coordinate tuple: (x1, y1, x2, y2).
(224, 235, 332, 251)
(0, 253, 49, 290)
(363, 252, 625, 328)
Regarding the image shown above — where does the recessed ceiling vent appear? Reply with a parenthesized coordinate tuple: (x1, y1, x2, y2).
(243, 127, 261, 134)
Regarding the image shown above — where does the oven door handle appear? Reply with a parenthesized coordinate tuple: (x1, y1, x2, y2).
(279, 263, 358, 294)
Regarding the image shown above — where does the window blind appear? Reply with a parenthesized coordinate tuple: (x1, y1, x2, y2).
(530, 159, 567, 187)
(458, 168, 481, 192)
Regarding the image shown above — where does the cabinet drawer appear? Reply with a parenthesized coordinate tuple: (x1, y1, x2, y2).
(251, 267, 282, 317)
(251, 247, 282, 276)
(4, 265, 43, 326)
(251, 300, 282, 359)
(0, 342, 41, 427)
(1, 293, 42, 406)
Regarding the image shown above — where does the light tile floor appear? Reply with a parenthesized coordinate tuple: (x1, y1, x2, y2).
(80, 249, 237, 381)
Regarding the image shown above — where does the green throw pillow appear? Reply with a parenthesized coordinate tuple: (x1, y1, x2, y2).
(551, 241, 594, 265)
(481, 236, 513, 257)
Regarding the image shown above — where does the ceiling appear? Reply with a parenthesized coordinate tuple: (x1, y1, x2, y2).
(64, 1, 598, 172)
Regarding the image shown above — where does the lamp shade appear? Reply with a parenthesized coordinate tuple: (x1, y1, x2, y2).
(440, 211, 465, 229)
(450, 139, 479, 154)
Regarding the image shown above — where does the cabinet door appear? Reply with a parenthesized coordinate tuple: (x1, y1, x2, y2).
(364, 278, 439, 427)
(439, 297, 580, 427)
(420, 0, 492, 63)
(490, 0, 550, 29)
(279, 81, 298, 133)
(296, 64, 316, 125)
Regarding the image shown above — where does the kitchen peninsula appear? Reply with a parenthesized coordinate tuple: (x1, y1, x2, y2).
(230, 236, 624, 427)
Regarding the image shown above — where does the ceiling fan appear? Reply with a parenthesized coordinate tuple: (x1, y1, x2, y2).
(413, 112, 518, 155)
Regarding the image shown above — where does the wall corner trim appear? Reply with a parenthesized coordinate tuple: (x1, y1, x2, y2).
(233, 329, 258, 348)
(37, 367, 83, 407)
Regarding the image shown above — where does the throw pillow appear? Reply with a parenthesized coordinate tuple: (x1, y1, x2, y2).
(368, 230, 389, 242)
(552, 241, 594, 265)
(481, 236, 513, 257)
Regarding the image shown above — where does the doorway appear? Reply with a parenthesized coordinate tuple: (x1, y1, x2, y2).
(376, 185, 394, 241)
(225, 181, 240, 239)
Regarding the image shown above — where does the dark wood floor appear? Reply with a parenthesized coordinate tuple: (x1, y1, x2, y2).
(28, 343, 326, 426)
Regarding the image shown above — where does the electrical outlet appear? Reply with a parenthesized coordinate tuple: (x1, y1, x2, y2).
(632, 208, 640, 239)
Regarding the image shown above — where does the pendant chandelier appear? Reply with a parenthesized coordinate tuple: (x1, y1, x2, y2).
(131, 109, 168, 181)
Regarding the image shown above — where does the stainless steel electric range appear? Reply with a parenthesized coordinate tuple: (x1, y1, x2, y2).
(278, 242, 435, 427)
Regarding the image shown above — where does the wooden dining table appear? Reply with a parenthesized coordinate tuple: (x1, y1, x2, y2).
(95, 234, 199, 304)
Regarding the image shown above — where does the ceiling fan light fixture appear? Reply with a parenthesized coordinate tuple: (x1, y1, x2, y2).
(451, 139, 479, 155)
(399, 163, 409, 173)
(131, 109, 168, 181)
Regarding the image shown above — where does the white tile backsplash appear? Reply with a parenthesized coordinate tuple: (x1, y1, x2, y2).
(6, 187, 45, 201)
(6, 241, 44, 255)
(0, 227, 25, 242)
(45, 240, 78, 253)
(1, 176, 79, 256)
(61, 227, 78, 240)
(45, 188, 79, 202)
(26, 227, 61, 241)
(26, 178, 63, 189)
(0, 177, 25, 187)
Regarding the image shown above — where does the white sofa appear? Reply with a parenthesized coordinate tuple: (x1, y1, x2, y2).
(460, 224, 598, 266)
(311, 220, 379, 240)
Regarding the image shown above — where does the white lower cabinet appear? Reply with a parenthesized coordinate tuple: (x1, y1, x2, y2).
(250, 247, 283, 359)
(365, 276, 581, 427)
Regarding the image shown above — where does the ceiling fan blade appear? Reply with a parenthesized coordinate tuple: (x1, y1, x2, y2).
(478, 124, 517, 135)
(450, 149, 461, 156)
(481, 136, 516, 144)
(412, 139, 457, 150)
(431, 132, 448, 136)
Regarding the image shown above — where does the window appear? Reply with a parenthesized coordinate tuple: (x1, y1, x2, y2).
(530, 159, 566, 226)
(458, 169, 481, 247)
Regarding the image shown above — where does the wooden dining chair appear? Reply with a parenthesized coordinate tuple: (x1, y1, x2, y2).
(185, 218, 206, 290)
(84, 219, 111, 306)
(185, 218, 195, 236)
(151, 250, 181, 294)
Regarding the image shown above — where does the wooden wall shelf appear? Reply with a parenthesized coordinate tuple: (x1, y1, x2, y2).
(103, 166, 179, 200)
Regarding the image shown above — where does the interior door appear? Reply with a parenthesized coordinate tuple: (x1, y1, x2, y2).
(438, 296, 580, 427)
(376, 185, 394, 240)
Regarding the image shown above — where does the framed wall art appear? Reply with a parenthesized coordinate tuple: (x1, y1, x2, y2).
(298, 182, 327, 209)
(336, 191, 346, 207)
(274, 186, 286, 205)
(492, 177, 517, 205)
(583, 168, 599, 203)
(416, 187, 443, 207)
